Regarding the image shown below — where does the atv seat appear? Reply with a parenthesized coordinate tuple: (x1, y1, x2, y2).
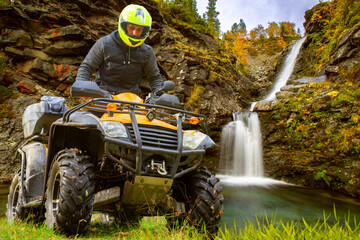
(22, 96, 67, 139)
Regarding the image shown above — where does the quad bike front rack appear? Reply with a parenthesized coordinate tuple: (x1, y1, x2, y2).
(61, 98, 210, 178)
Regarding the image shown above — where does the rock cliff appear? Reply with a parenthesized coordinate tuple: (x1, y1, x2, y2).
(0, 0, 256, 182)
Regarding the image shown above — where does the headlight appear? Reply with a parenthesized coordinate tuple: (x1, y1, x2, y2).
(182, 131, 207, 150)
(101, 121, 128, 138)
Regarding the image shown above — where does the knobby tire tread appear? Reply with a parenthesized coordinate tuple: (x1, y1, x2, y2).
(183, 167, 224, 235)
(6, 171, 24, 221)
(45, 149, 95, 236)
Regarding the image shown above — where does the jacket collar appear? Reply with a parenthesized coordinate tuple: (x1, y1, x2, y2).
(111, 30, 140, 50)
(111, 30, 126, 47)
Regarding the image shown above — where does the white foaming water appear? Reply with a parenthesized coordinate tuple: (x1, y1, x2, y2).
(249, 101, 257, 112)
(216, 175, 291, 187)
(219, 112, 263, 177)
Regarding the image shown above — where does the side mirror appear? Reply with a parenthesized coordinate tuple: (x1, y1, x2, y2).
(159, 81, 175, 92)
(71, 81, 109, 98)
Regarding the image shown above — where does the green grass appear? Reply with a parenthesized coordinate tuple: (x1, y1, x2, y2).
(1, 211, 360, 239)
(219, 211, 360, 240)
(0, 216, 207, 240)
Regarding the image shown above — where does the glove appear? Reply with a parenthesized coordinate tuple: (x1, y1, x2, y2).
(101, 90, 112, 99)
(155, 90, 164, 97)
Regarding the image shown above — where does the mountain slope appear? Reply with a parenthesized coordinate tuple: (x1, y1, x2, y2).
(0, 0, 256, 182)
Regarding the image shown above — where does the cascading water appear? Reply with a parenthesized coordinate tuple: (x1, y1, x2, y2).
(219, 112, 263, 177)
(250, 37, 307, 111)
(264, 37, 307, 101)
(219, 37, 306, 178)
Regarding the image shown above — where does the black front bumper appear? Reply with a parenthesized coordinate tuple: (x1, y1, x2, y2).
(63, 98, 208, 179)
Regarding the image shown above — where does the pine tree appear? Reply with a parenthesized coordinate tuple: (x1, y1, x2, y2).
(231, 19, 246, 34)
(204, 0, 220, 37)
(239, 19, 247, 34)
(188, 0, 198, 14)
(231, 23, 239, 33)
(158, 0, 206, 31)
(173, 0, 199, 17)
(297, 27, 301, 36)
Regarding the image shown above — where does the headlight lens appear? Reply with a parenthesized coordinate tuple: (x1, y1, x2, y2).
(101, 121, 128, 138)
(182, 131, 207, 149)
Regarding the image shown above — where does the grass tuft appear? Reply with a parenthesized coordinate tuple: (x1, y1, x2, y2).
(0, 216, 206, 240)
(1, 210, 360, 239)
(219, 210, 360, 240)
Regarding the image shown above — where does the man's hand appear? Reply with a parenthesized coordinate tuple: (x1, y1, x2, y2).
(154, 90, 164, 97)
(101, 89, 113, 99)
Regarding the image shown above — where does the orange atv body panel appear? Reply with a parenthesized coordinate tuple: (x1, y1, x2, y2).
(101, 92, 177, 130)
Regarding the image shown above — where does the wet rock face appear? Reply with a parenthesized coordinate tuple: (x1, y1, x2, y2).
(246, 46, 285, 99)
(0, 0, 254, 182)
(325, 25, 360, 76)
(255, 74, 360, 198)
(261, 109, 360, 199)
(301, 3, 360, 78)
(0, 0, 119, 95)
(303, 3, 332, 35)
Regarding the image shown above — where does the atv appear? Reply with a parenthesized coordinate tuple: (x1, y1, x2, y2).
(6, 80, 223, 236)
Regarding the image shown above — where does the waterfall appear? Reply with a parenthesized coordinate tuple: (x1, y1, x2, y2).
(219, 37, 306, 177)
(264, 37, 306, 101)
(219, 112, 263, 177)
(249, 37, 306, 111)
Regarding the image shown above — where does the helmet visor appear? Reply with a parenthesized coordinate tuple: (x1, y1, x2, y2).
(121, 22, 150, 40)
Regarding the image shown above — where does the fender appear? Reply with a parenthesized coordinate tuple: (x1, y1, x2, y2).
(42, 112, 105, 197)
(21, 142, 47, 201)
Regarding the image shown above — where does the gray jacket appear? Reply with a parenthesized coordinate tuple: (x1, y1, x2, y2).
(76, 30, 163, 96)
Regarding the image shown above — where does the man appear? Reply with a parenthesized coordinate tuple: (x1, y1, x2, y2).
(75, 4, 163, 96)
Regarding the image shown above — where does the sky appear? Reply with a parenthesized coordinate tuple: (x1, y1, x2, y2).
(196, 0, 320, 35)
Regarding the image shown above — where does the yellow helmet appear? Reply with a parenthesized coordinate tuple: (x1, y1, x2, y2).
(118, 4, 152, 47)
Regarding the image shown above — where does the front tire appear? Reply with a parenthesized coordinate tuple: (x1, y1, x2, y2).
(45, 149, 95, 236)
(172, 167, 224, 235)
(6, 171, 24, 222)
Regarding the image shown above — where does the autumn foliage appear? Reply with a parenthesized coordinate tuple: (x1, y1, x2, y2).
(309, 0, 360, 72)
(221, 20, 300, 71)
(222, 30, 249, 67)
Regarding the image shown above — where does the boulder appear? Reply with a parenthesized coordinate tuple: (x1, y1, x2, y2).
(17, 80, 36, 94)
(44, 40, 90, 55)
(44, 25, 85, 41)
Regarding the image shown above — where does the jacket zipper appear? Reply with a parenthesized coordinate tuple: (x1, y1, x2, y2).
(124, 47, 131, 65)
